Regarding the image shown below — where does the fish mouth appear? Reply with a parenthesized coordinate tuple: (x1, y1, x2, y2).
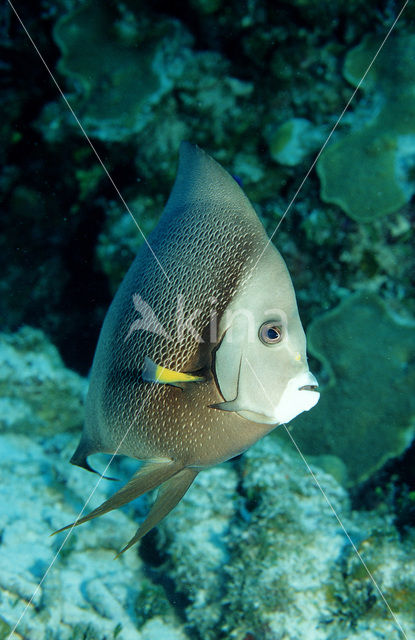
(298, 384, 320, 393)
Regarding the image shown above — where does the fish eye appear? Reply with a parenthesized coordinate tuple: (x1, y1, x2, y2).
(259, 321, 283, 345)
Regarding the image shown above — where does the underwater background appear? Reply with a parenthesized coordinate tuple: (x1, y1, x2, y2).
(1, 0, 415, 638)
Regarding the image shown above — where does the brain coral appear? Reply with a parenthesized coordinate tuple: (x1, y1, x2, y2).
(287, 292, 415, 486)
(317, 34, 415, 221)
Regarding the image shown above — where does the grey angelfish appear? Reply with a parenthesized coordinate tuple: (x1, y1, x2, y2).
(55, 143, 319, 554)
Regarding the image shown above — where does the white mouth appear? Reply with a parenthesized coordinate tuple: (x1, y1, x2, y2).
(272, 371, 320, 425)
(234, 371, 320, 425)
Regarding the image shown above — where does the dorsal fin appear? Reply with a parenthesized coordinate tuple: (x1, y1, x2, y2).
(163, 142, 257, 221)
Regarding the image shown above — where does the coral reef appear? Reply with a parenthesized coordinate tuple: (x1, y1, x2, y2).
(1, 379, 413, 640)
(288, 292, 415, 486)
(268, 117, 325, 166)
(2, 1, 415, 639)
(159, 465, 239, 634)
(159, 437, 415, 640)
(46, 0, 255, 158)
(6, 0, 413, 375)
(0, 327, 189, 638)
(52, 0, 193, 142)
(317, 33, 415, 221)
(95, 195, 162, 294)
(0, 430, 189, 640)
(2, 410, 414, 639)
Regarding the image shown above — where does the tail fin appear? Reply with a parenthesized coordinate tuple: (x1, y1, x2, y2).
(116, 468, 198, 556)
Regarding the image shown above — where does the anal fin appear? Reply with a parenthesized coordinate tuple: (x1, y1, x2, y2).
(53, 460, 182, 535)
(116, 468, 199, 556)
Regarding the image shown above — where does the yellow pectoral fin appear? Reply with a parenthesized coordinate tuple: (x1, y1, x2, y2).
(142, 356, 205, 386)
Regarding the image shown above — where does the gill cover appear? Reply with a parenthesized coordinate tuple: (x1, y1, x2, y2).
(214, 244, 319, 424)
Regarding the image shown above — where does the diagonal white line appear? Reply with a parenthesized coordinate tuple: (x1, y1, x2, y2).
(7, 0, 171, 284)
(244, 357, 409, 640)
(249, 0, 409, 275)
(6, 1, 410, 639)
(5, 1, 170, 635)
(243, 7, 410, 635)
(4, 3, 171, 637)
(6, 392, 150, 640)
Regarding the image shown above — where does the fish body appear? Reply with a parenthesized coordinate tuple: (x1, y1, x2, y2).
(59, 143, 319, 552)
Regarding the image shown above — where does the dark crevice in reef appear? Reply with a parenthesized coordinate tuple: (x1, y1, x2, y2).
(0, 2, 112, 375)
(231, 454, 258, 519)
(151, 570, 190, 625)
(58, 203, 111, 374)
(2, 0, 143, 375)
(0, 154, 111, 375)
(138, 530, 165, 568)
(351, 439, 415, 537)
(55, 140, 143, 374)
(138, 530, 192, 628)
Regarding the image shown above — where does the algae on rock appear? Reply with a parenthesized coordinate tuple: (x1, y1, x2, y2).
(0, 431, 188, 640)
(159, 436, 415, 640)
(53, 0, 193, 141)
(269, 117, 325, 166)
(289, 292, 415, 486)
(160, 465, 239, 635)
(0, 326, 87, 436)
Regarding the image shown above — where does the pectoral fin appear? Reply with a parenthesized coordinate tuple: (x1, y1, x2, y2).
(209, 399, 245, 412)
(70, 438, 118, 481)
(142, 356, 205, 386)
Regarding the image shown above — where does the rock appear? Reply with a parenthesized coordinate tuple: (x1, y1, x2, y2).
(0, 326, 87, 436)
(0, 431, 188, 640)
(159, 436, 415, 639)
